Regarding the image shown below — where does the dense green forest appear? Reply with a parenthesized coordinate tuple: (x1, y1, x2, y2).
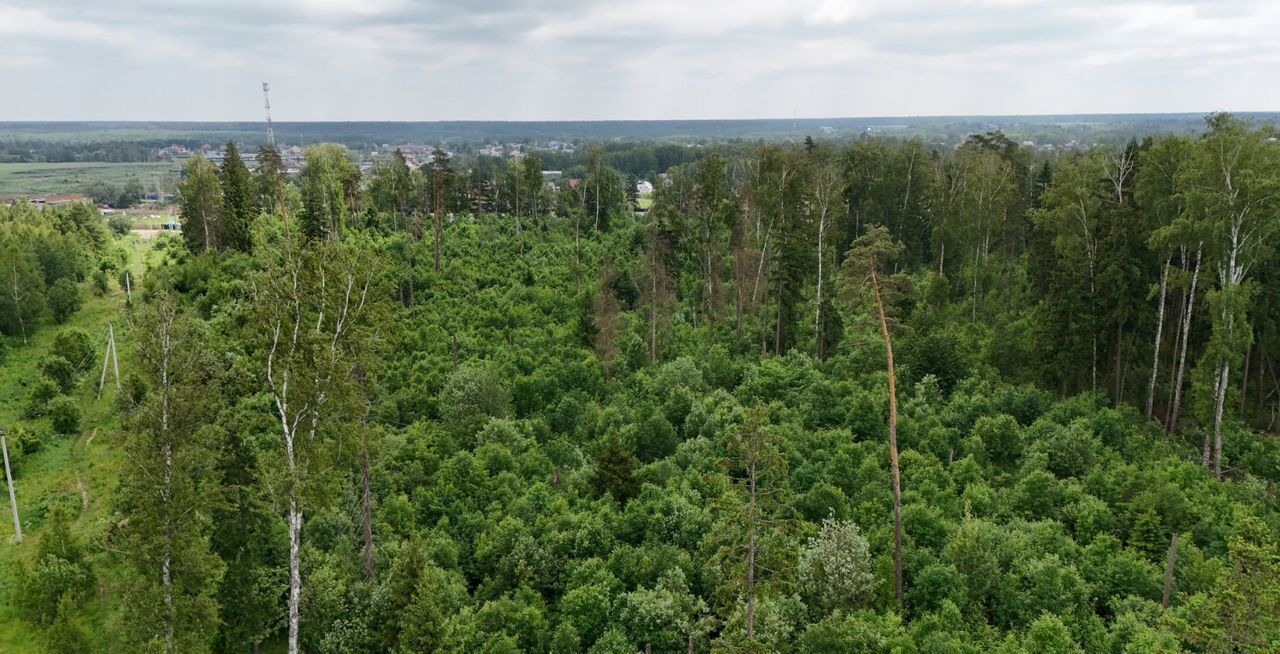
(1, 112, 1278, 654)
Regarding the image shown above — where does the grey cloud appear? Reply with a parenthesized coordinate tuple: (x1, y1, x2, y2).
(0, 0, 1277, 120)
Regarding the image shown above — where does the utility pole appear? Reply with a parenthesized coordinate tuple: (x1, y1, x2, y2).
(98, 323, 121, 397)
(1, 428, 21, 543)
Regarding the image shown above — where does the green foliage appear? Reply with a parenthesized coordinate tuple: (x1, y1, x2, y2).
(4, 119, 1280, 654)
(47, 277, 82, 323)
(51, 328, 95, 369)
(107, 213, 133, 236)
(14, 508, 95, 626)
(45, 594, 93, 654)
(25, 375, 61, 417)
(440, 363, 512, 440)
(38, 354, 77, 393)
(799, 518, 877, 615)
(46, 395, 81, 435)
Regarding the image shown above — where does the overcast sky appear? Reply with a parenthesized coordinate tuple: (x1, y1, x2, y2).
(1, 0, 1278, 121)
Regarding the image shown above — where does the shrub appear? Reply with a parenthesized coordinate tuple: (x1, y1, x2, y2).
(25, 376, 61, 418)
(39, 355, 77, 393)
(48, 278, 83, 324)
(51, 329, 95, 370)
(91, 269, 110, 296)
(47, 396, 81, 435)
(107, 214, 133, 236)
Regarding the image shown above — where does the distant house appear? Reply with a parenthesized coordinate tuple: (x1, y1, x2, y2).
(32, 195, 90, 210)
(542, 170, 563, 180)
(636, 180, 654, 196)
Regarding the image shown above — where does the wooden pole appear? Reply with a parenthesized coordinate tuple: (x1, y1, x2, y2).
(125, 270, 132, 305)
(109, 323, 121, 388)
(1, 428, 21, 543)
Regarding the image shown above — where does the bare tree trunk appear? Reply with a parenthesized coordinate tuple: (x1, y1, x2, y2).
(746, 462, 757, 641)
(650, 246, 659, 364)
(1240, 339, 1252, 420)
(433, 210, 442, 273)
(8, 264, 28, 344)
(815, 210, 826, 358)
(1114, 322, 1125, 404)
(361, 449, 375, 581)
(1161, 532, 1179, 609)
(1147, 256, 1171, 419)
(1169, 248, 1201, 433)
(575, 211, 582, 294)
(872, 270, 904, 606)
(971, 242, 979, 322)
(774, 280, 783, 355)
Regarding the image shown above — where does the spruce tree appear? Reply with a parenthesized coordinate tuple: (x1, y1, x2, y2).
(219, 141, 256, 252)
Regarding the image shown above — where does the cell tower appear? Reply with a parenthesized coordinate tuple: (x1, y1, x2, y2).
(263, 82, 276, 148)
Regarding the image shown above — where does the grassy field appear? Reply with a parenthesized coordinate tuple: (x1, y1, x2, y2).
(0, 162, 179, 197)
(0, 236, 154, 651)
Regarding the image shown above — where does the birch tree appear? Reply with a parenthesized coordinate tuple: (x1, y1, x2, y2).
(1181, 114, 1280, 478)
(0, 232, 46, 343)
(115, 293, 224, 654)
(178, 156, 223, 254)
(251, 235, 382, 654)
(1137, 135, 1191, 421)
(1034, 152, 1107, 391)
(810, 159, 843, 360)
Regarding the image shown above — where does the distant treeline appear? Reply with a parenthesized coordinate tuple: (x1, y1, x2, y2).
(4, 112, 1280, 162)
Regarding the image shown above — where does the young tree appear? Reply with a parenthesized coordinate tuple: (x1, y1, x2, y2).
(809, 158, 844, 359)
(300, 144, 360, 242)
(178, 156, 223, 253)
(0, 231, 46, 343)
(710, 405, 792, 648)
(114, 293, 224, 654)
(256, 144, 288, 216)
(585, 144, 624, 231)
(634, 222, 674, 364)
(367, 149, 415, 231)
(1137, 136, 1192, 421)
(427, 148, 454, 272)
(592, 263, 623, 380)
(219, 141, 257, 252)
(1034, 152, 1107, 391)
(251, 236, 382, 654)
(838, 224, 907, 605)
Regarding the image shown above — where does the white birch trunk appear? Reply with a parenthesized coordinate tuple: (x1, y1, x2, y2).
(1169, 247, 1201, 433)
(1146, 256, 1171, 420)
